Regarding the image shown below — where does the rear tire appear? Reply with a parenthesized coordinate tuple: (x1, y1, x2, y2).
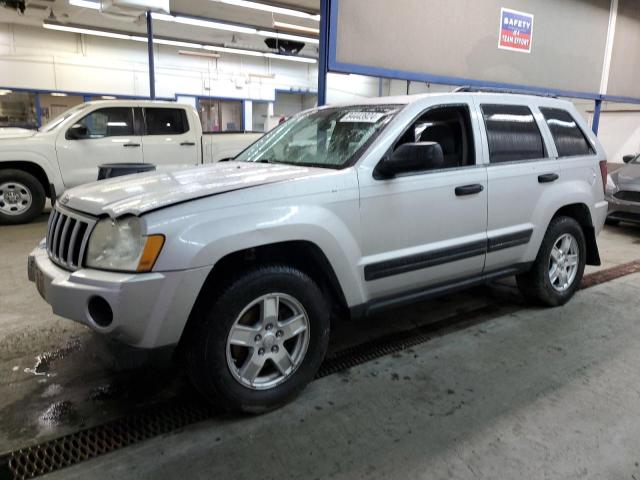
(185, 265, 330, 414)
(605, 217, 620, 226)
(0, 169, 46, 225)
(517, 216, 586, 307)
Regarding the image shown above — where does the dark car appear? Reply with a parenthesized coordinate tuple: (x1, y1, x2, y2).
(606, 153, 640, 225)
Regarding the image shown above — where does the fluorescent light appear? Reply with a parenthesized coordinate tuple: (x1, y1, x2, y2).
(178, 50, 221, 59)
(272, 21, 319, 35)
(203, 45, 263, 57)
(264, 52, 316, 63)
(257, 30, 318, 45)
(210, 0, 320, 21)
(101, 95, 117, 99)
(43, 23, 146, 42)
(43, 22, 317, 63)
(69, 0, 100, 9)
(152, 12, 257, 35)
(151, 12, 317, 44)
(154, 38, 203, 48)
(51, 92, 68, 96)
(0, 89, 12, 95)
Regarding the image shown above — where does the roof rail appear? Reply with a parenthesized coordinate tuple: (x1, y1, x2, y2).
(453, 86, 557, 98)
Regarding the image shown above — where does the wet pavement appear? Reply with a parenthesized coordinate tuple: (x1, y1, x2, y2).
(1, 210, 639, 467)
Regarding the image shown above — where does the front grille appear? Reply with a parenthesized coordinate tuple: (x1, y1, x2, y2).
(46, 205, 96, 271)
(614, 190, 640, 203)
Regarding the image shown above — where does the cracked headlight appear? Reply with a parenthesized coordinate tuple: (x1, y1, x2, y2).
(86, 217, 164, 272)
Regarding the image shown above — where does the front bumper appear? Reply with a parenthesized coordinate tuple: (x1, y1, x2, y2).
(28, 243, 210, 348)
(605, 194, 640, 224)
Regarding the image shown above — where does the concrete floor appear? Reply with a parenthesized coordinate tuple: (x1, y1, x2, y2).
(1, 210, 640, 479)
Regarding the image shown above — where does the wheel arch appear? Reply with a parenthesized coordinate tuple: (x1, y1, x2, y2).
(0, 161, 53, 198)
(177, 240, 349, 349)
(551, 203, 601, 266)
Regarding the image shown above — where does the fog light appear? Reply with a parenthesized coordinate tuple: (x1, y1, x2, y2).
(88, 296, 113, 327)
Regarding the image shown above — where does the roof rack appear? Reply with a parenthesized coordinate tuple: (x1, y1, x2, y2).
(453, 86, 557, 98)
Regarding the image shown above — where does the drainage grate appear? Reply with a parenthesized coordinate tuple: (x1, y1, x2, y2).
(0, 400, 216, 480)
(2, 259, 640, 479)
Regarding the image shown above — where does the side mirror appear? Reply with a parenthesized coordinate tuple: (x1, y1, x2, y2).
(374, 142, 444, 179)
(66, 124, 89, 140)
(622, 154, 637, 164)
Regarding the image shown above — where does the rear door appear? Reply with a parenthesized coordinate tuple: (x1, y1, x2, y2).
(141, 107, 199, 169)
(55, 106, 142, 188)
(478, 101, 559, 272)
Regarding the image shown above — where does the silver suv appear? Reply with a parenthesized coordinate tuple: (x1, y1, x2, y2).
(28, 92, 609, 412)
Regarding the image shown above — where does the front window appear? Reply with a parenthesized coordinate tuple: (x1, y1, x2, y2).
(235, 105, 400, 169)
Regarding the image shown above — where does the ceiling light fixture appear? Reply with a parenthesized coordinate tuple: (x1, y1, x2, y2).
(272, 21, 319, 35)
(42, 22, 317, 63)
(256, 30, 318, 44)
(209, 0, 320, 21)
(68, 0, 100, 10)
(50, 92, 68, 96)
(151, 13, 318, 45)
(178, 49, 221, 59)
(0, 89, 12, 95)
(101, 95, 117, 99)
(152, 12, 257, 35)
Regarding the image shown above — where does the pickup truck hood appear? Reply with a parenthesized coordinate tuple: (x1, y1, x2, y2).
(0, 127, 37, 139)
(61, 162, 331, 217)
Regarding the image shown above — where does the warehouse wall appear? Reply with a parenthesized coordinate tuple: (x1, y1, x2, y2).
(0, 22, 316, 101)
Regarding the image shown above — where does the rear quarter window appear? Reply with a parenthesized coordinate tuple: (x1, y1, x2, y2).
(481, 104, 546, 163)
(539, 107, 594, 157)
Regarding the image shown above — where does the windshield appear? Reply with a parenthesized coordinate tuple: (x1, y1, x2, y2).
(39, 104, 88, 132)
(235, 105, 401, 169)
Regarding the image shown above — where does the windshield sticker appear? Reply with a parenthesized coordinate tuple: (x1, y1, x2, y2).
(340, 112, 386, 123)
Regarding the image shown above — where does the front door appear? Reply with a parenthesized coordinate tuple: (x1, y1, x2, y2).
(55, 107, 142, 188)
(358, 102, 488, 300)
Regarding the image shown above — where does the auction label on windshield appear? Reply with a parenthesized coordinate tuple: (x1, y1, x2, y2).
(498, 7, 534, 53)
(340, 112, 386, 123)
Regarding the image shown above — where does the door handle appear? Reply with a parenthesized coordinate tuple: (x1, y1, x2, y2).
(123, 143, 140, 147)
(538, 173, 559, 183)
(455, 184, 484, 196)
(180, 141, 196, 146)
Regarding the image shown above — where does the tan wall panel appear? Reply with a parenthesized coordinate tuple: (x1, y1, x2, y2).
(334, 0, 610, 95)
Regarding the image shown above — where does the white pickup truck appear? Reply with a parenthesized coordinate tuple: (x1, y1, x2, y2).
(0, 100, 262, 224)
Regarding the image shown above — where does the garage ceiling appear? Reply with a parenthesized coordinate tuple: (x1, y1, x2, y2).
(0, 0, 320, 56)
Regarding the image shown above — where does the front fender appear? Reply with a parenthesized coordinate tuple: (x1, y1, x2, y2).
(148, 203, 366, 307)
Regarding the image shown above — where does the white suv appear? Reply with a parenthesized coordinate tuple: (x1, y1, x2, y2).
(28, 92, 609, 412)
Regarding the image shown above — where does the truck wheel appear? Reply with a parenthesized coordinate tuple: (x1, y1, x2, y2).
(517, 216, 586, 307)
(0, 169, 46, 225)
(186, 265, 330, 413)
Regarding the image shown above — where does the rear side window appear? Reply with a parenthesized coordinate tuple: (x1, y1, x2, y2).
(144, 108, 188, 135)
(539, 107, 594, 157)
(481, 104, 545, 163)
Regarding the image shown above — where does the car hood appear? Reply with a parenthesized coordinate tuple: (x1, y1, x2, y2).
(0, 128, 37, 139)
(61, 162, 332, 217)
(614, 163, 640, 191)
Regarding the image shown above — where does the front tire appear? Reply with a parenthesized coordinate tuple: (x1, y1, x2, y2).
(0, 169, 46, 225)
(517, 216, 586, 307)
(185, 265, 330, 413)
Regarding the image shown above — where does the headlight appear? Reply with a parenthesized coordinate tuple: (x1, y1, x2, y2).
(86, 217, 164, 272)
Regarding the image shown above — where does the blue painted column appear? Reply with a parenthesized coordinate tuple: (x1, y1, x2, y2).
(146, 11, 156, 99)
(592, 99, 602, 135)
(317, 0, 330, 106)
